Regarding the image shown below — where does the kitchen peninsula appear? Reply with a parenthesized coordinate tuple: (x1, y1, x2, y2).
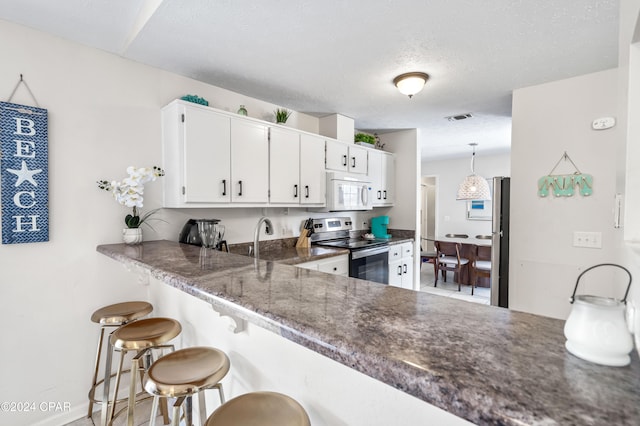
(97, 240, 639, 426)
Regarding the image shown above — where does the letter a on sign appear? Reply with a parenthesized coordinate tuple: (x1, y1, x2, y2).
(0, 101, 49, 244)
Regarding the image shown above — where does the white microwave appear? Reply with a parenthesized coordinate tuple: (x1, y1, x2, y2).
(325, 172, 373, 211)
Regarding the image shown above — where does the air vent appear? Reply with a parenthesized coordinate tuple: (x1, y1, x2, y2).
(446, 113, 473, 122)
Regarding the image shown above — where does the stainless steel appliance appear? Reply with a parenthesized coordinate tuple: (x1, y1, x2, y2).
(491, 177, 510, 307)
(309, 217, 389, 284)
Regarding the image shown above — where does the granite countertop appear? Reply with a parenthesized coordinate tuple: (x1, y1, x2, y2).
(226, 237, 349, 265)
(97, 240, 640, 426)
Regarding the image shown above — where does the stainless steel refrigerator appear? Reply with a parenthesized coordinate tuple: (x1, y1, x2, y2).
(490, 177, 510, 307)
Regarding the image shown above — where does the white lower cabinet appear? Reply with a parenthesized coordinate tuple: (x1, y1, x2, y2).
(296, 255, 349, 277)
(388, 242, 414, 290)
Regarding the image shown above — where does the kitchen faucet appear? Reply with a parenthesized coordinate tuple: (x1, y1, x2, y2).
(252, 216, 273, 259)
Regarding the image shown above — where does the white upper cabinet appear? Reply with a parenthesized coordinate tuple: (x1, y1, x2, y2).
(368, 148, 395, 206)
(162, 100, 326, 208)
(162, 100, 268, 207)
(325, 139, 368, 174)
(270, 128, 326, 206)
(269, 127, 301, 204)
(230, 118, 269, 204)
(299, 133, 326, 205)
(161, 101, 231, 207)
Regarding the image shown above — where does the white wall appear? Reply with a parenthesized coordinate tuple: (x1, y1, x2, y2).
(422, 153, 511, 238)
(380, 129, 421, 289)
(619, 0, 640, 352)
(510, 69, 624, 320)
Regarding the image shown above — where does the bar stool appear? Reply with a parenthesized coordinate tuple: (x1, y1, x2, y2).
(88, 301, 153, 418)
(101, 317, 182, 426)
(205, 391, 311, 426)
(143, 346, 230, 426)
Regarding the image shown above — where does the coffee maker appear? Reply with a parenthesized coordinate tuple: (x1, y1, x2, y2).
(371, 215, 391, 239)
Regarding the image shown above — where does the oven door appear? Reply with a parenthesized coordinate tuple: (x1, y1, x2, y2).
(349, 246, 389, 284)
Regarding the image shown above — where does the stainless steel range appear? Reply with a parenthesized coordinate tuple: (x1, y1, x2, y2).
(309, 217, 389, 284)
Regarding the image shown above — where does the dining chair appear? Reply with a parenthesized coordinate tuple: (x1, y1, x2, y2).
(472, 245, 492, 295)
(434, 241, 470, 290)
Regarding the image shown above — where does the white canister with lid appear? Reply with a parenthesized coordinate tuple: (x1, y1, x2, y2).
(563, 263, 634, 367)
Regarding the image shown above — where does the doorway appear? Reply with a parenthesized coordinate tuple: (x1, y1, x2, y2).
(420, 176, 437, 252)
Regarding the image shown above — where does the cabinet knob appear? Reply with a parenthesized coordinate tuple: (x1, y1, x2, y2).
(342, 154, 347, 166)
(238, 180, 243, 196)
(351, 157, 356, 168)
(222, 179, 227, 196)
(305, 185, 309, 198)
(383, 190, 387, 200)
(294, 184, 298, 198)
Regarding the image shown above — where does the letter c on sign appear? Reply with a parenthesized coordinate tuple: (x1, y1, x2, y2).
(14, 191, 36, 208)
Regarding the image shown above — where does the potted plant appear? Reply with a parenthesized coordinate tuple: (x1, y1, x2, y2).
(97, 166, 165, 244)
(274, 108, 291, 124)
(354, 132, 376, 146)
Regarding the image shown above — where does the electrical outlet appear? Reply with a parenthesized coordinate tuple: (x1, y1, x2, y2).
(573, 231, 602, 248)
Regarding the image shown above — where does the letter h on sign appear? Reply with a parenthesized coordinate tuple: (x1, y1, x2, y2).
(0, 101, 49, 244)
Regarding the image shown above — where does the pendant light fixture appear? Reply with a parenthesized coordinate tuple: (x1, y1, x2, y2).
(456, 143, 492, 200)
(393, 72, 429, 98)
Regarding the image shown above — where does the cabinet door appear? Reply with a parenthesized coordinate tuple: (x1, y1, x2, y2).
(230, 118, 269, 203)
(317, 255, 349, 276)
(348, 145, 368, 174)
(269, 127, 300, 204)
(382, 152, 395, 205)
(300, 133, 326, 205)
(368, 150, 383, 205)
(325, 139, 348, 171)
(388, 259, 404, 288)
(184, 108, 231, 203)
(401, 257, 414, 290)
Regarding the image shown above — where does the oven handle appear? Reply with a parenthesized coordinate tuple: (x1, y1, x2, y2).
(350, 245, 389, 260)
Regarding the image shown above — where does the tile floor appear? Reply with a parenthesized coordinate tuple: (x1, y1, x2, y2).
(65, 390, 159, 426)
(419, 264, 490, 305)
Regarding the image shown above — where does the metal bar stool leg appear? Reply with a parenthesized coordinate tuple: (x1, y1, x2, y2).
(198, 392, 207, 426)
(88, 326, 107, 418)
(172, 396, 186, 426)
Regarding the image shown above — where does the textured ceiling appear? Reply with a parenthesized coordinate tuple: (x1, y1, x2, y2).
(0, 0, 620, 160)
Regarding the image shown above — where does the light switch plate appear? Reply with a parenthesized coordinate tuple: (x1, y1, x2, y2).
(592, 117, 616, 130)
(573, 231, 602, 248)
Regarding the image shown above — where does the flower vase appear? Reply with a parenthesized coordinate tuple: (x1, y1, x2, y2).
(122, 228, 143, 245)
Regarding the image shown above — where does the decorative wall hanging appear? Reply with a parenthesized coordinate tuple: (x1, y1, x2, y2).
(1, 75, 49, 244)
(538, 151, 592, 197)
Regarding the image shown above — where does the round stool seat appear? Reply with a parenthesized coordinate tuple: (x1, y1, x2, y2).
(144, 347, 230, 397)
(90, 301, 153, 325)
(110, 317, 182, 351)
(205, 391, 310, 426)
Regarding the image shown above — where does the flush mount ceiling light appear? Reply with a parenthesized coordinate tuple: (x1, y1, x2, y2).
(393, 72, 429, 98)
(456, 143, 492, 201)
